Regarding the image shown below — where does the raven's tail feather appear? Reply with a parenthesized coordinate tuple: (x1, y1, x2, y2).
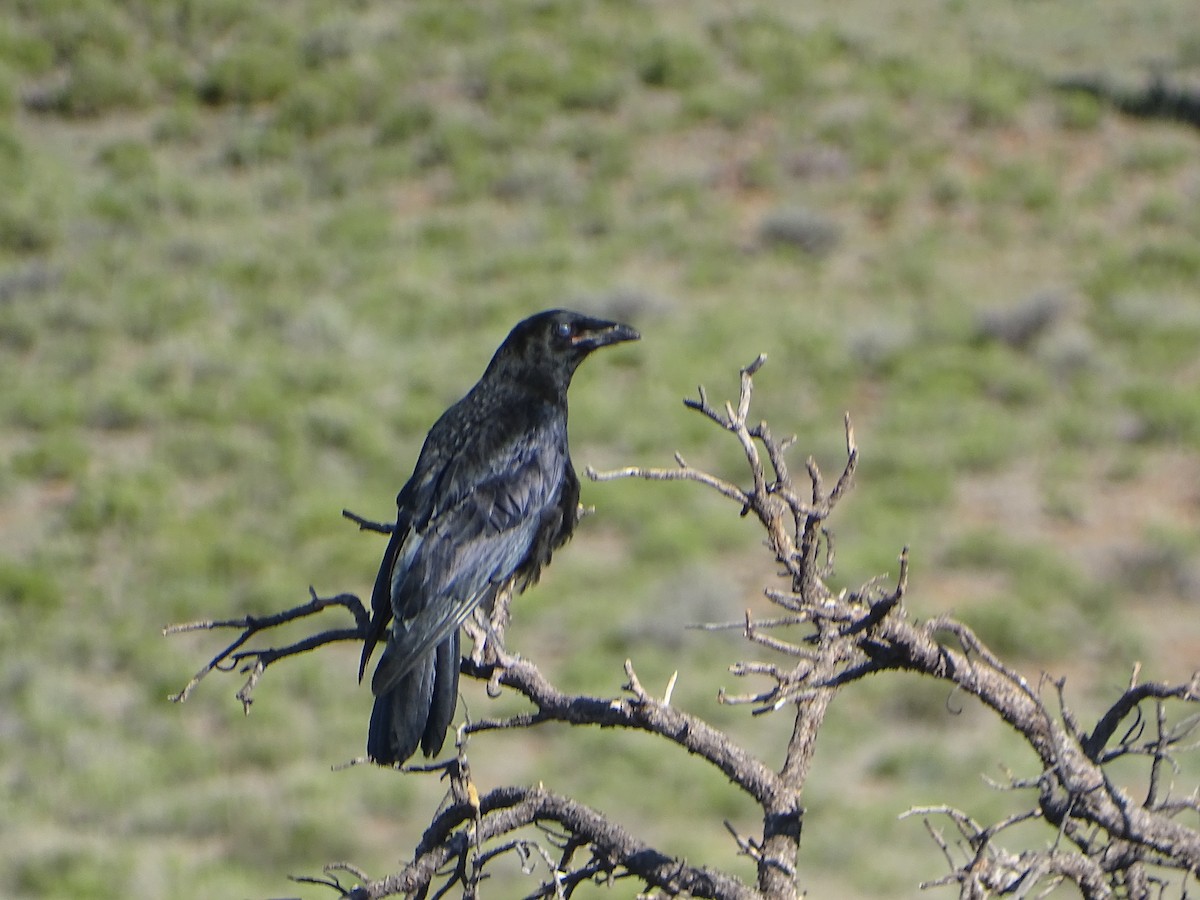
(366, 631, 460, 765)
(422, 629, 460, 757)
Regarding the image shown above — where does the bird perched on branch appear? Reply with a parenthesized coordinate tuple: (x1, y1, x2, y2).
(360, 309, 640, 765)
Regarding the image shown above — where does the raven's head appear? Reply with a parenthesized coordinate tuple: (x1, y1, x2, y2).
(490, 309, 640, 390)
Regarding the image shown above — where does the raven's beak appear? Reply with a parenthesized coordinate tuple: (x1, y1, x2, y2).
(573, 320, 641, 350)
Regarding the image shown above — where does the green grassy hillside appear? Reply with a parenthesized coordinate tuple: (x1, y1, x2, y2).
(2, 2, 1198, 897)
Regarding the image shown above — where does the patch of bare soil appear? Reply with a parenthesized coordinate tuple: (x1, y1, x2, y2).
(932, 448, 1200, 675)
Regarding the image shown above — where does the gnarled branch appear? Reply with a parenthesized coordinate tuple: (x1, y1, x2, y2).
(171, 356, 1200, 900)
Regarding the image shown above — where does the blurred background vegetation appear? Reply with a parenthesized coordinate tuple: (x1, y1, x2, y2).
(1, 1, 1198, 897)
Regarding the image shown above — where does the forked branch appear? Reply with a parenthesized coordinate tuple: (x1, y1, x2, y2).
(164, 588, 369, 709)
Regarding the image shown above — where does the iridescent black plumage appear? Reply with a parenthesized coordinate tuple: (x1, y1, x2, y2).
(361, 310, 639, 765)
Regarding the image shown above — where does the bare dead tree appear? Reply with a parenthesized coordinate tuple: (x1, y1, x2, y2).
(166, 356, 1200, 899)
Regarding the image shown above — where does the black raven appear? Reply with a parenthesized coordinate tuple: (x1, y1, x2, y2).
(361, 309, 639, 765)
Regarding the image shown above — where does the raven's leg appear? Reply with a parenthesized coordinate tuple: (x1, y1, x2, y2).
(465, 583, 519, 668)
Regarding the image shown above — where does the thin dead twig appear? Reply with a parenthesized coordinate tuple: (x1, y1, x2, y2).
(164, 588, 368, 706)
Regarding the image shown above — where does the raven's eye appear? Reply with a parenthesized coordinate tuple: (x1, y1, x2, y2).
(555, 321, 573, 340)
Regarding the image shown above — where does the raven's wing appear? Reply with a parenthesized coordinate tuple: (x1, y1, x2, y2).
(357, 417, 458, 682)
(357, 511, 408, 682)
(370, 423, 566, 697)
(357, 399, 480, 684)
